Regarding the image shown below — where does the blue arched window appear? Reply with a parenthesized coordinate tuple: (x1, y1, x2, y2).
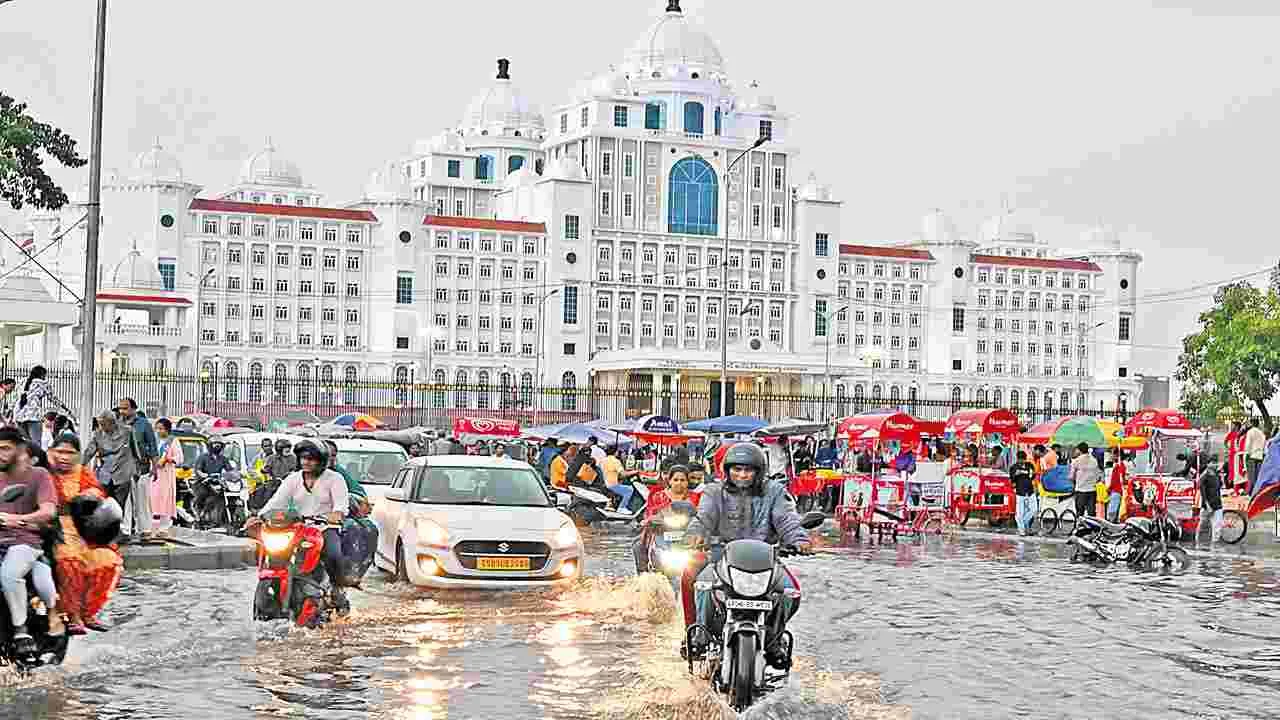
(714, 107, 722, 136)
(476, 155, 493, 180)
(645, 102, 666, 130)
(508, 155, 525, 173)
(667, 157, 718, 236)
(684, 102, 704, 135)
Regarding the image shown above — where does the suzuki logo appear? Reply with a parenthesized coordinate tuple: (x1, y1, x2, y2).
(498, 543, 510, 553)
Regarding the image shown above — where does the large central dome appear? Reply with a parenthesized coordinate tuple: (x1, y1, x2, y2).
(625, 1, 725, 74)
(458, 59, 545, 137)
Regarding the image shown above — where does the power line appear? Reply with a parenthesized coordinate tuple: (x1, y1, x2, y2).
(0, 213, 88, 283)
(0, 224, 83, 303)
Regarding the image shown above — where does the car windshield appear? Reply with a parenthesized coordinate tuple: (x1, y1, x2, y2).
(339, 450, 409, 486)
(410, 466, 551, 507)
(176, 439, 205, 467)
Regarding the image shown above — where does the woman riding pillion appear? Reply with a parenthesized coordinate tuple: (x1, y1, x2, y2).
(683, 443, 813, 661)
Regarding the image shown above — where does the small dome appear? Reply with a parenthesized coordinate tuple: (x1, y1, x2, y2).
(626, 2, 725, 74)
(982, 209, 1035, 243)
(545, 157, 588, 182)
(459, 59, 545, 137)
(363, 161, 411, 202)
(920, 208, 960, 244)
(503, 166, 537, 190)
(105, 247, 164, 290)
(239, 139, 303, 187)
(132, 142, 183, 183)
(739, 81, 776, 112)
(796, 172, 831, 201)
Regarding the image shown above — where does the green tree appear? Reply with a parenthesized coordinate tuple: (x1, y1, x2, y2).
(1175, 282, 1280, 432)
(0, 93, 87, 211)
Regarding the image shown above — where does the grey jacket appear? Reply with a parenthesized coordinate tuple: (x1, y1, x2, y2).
(687, 480, 809, 548)
(85, 424, 136, 486)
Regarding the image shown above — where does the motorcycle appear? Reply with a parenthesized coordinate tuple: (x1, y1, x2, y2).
(558, 479, 650, 528)
(0, 485, 69, 671)
(195, 467, 247, 535)
(251, 510, 337, 627)
(634, 500, 697, 586)
(1066, 504, 1191, 573)
(684, 511, 826, 712)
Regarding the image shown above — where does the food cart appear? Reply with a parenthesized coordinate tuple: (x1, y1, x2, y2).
(1122, 408, 1209, 538)
(451, 416, 521, 452)
(751, 418, 830, 512)
(1018, 415, 1113, 533)
(833, 412, 926, 539)
(944, 408, 1020, 528)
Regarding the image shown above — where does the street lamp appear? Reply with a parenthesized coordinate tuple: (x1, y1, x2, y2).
(717, 133, 769, 418)
(1077, 320, 1108, 411)
(418, 326, 445, 424)
(819, 303, 851, 424)
(199, 368, 210, 411)
(856, 346, 885, 412)
(189, 268, 216, 377)
(533, 288, 561, 425)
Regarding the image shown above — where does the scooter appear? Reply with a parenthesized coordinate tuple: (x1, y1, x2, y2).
(635, 500, 697, 588)
(0, 485, 69, 671)
(683, 511, 826, 713)
(251, 510, 337, 628)
(558, 479, 650, 528)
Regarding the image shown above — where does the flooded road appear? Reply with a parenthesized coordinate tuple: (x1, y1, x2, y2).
(3, 532, 1280, 720)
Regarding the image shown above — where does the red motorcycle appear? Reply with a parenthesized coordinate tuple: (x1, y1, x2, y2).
(251, 510, 336, 628)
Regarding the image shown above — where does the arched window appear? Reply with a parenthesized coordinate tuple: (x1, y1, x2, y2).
(247, 363, 263, 402)
(273, 363, 288, 403)
(950, 386, 961, 408)
(1010, 389, 1020, 408)
(476, 371, 491, 410)
(520, 372, 534, 406)
(644, 101, 666, 130)
(394, 365, 409, 406)
(976, 388, 988, 404)
(683, 101, 705, 135)
(500, 372, 514, 410)
(476, 154, 493, 181)
(835, 384, 848, 416)
(1078, 392, 1087, 413)
(871, 384, 883, 401)
(508, 155, 525, 173)
(455, 370, 469, 409)
(1061, 390, 1071, 411)
(667, 157, 718, 236)
(343, 365, 357, 405)
(1043, 391, 1053, 414)
(854, 384, 865, 399)
(561, 371, 577, 411)
(1027, 390, 1038, 410)
(224, 361, 239, 402)
(889, 385, 902, 403)
(908, 385, 918, 404)
(432, 369, 446, 408)
(992, 388, 1003, 407)
(714, 107, 722, 136)
(320, 364, 334, 384)
(298, 363, 311, 405)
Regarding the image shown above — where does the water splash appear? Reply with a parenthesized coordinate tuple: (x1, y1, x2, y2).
(553, 572, 680, 624)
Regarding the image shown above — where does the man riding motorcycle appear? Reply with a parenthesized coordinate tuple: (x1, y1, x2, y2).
(0, 428, 60, 653)
(684, 443, 813, 663)
(247, 440, 350, 612)
(264, 439, 296, 483)
(192, 440, 234, 519)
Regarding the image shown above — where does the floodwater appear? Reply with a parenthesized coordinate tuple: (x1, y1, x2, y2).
(3, 531, 1280, 720)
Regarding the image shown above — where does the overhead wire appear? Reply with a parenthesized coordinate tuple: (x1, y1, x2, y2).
(0, 213, 88, 283)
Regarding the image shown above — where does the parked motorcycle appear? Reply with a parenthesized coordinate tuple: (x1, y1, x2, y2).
(195, 467, 247, 535)
(0, 485, 68, 671)
(684, 511, 826, 712)
(251, 510, 337, 627)
(1066, 505, 1191, 573)
(557, 479, 650, 528)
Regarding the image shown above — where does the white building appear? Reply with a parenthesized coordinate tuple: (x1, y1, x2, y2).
(14, 0, 1143, 418)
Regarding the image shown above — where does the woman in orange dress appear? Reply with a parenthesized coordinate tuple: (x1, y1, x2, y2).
(47, 433, 123, 635)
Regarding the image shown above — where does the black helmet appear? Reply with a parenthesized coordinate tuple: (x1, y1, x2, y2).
(721, 443, 767, 495)
(275, 438, 292, 451)
(68, 494, 123, 546)
(293, 439, 328, 467)
(208, 439, 225, 453)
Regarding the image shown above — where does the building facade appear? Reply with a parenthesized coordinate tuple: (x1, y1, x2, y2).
(12, 0, 1143, 416)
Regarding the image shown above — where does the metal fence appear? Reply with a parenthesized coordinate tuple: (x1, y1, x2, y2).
(0, 364, 1209, 432)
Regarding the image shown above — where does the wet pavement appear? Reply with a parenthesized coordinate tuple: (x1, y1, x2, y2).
(3, 530, 1280, 720)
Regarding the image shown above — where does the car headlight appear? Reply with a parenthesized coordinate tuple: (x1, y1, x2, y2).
(659, 548, 690, 572)
(554, 522, 579, 549)
(261, 530, 294, 554)
(663, 514, 688, 529)
(728, 567, 773, 597)
(415, 518, 450, 548)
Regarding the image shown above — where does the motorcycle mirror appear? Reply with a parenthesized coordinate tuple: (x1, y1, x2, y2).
(555, 493, 572, 508)
(799, 511, 826, 530)
(0, 484, 26, 503)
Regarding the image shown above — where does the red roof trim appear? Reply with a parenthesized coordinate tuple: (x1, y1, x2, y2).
(189, 199, 378, 222)
(97, 293, 192, 305)
(970, 254, 1102, 272)
(838, 244, 934, 260)
(423, 215, 547, 233)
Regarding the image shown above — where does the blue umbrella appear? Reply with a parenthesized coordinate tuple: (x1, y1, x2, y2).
(684, 415, 767, 434)
(554, 422, 629, 445)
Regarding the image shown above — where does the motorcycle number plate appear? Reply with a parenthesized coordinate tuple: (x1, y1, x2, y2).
(725, 598, 773, 611)
(663, 531, 685, 542)
(477, 556, 531, 571)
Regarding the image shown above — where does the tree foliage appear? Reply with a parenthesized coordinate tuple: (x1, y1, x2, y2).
(1176, 282, 1280, 432)
(0, 93, 87, 211)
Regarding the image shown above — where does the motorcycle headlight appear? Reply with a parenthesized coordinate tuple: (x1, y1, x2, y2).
(415, 518, 450, 548)
(728, 567, 773, 597)
(554, 521, 579, 549)
(261, 530, 294, 554)
(663, 514, 688, 529)
(659, 548, 690, 572)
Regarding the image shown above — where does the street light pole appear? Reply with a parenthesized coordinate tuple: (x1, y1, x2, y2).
(191, 267, 215, 379)
(820, 303, 850, 425)
(718, 135, 768, 418)
(534, 288, 560, 426)
(76, 0, 108, 437)
(1078, 320, 1107, 412)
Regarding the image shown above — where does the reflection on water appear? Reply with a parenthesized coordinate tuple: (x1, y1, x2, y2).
(7, 529, 1280, 719)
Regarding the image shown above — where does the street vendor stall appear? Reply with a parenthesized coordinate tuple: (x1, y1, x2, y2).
(451, 416, 520, 448)
(752, 418, 830, 512)
(944, 408, 1020, 527)
(834, 412, 929, 539)
(1118, 408, 1225, 539)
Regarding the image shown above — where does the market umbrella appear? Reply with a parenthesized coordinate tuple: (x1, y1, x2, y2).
(551, 422, 624, 445)
(1019, 416, 1108, 448)
(754, 417, 828, 437)
(331, 412, 385, 431)
(684, 414, 767, 434)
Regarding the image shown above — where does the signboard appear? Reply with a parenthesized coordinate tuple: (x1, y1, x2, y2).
(451, 417, 520, 438)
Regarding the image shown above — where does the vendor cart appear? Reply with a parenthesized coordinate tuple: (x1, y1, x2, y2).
(944, 408, 1020, 528)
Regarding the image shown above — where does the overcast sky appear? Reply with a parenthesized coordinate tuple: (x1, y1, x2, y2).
(3, 0, 1279, 381)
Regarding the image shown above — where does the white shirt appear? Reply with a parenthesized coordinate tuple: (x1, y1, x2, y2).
(259, 469, 349, 519)
(1245, 427, 1268, 460)
(589, 445, 608, 465)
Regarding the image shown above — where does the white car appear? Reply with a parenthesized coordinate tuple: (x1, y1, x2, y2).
(328, 438, 408, 508)
(372, 455, 584, 589)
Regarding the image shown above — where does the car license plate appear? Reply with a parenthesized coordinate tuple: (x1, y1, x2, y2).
(725, 598, 773, 611)
(476, 556, 531, 571)
(663, 531, 685, 542)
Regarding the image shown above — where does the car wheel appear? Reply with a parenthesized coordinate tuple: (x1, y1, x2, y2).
(394, 540, 409, 584)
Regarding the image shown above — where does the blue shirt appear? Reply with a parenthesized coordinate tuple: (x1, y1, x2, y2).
(814, 446, 838, 469)
(537, 446, 560, 478)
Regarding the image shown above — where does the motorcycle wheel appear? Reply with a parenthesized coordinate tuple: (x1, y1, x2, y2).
(1218, 510, 1248, 545)
(1146, 545, 1192, 574)
(728, 633, 757, 712)
(1039, 508, 1059, 535)
(253, 578, 281, 621)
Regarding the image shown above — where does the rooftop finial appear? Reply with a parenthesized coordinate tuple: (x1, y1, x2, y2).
(497, 58, 511, 80)
(667, 0, 681, 12)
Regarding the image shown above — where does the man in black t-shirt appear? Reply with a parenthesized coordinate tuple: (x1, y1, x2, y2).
(1010, 450, 1037, 536)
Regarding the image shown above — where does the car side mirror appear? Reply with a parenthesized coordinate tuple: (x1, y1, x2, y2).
(0, 485, 26, 503)
(555, 493, 572, 508)
(383, 488, 405, 502)
(800, 511, 826, 530)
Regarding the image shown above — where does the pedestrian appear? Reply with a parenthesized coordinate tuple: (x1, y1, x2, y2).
(0, 378, 16, 427)
(1244, 419, 1267, 495)
(150, 418, 182, 534)
(1070, 442, 1100, 518)
(1106, 448, 1128, 522)
(1010, 450, 1037, 536)
(1224, 421, 1243, 492)
(14, 366, 60, 445)
(587, 436, 608, 465)
(116, 398, 158, 541)
(1197, 454, 1224, 543)
(431, 434, 452, 456)
(537, 438, 559, 481)
(84, 410, 135, 542)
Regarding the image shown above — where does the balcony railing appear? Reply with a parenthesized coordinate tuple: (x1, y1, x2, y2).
(103, 323, 185, 339)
